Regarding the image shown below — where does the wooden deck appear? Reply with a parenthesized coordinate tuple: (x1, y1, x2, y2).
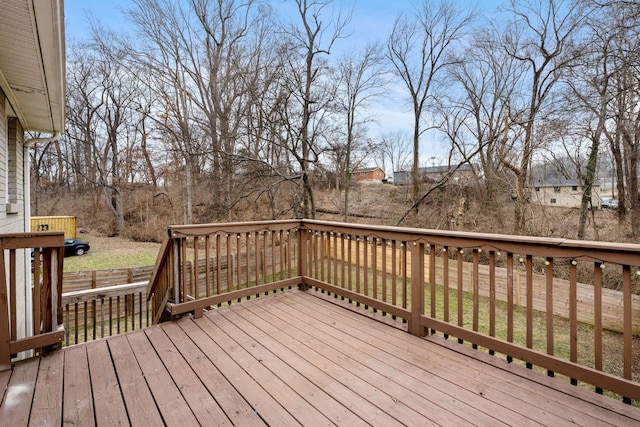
(1, 290, 639, 426)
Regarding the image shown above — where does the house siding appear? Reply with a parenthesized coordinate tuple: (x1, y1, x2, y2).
(532, 184, 601, 209)
(0, 88, 29, 341)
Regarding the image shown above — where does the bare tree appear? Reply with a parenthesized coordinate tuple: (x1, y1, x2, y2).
(602, 1, 640, 236)
(332, 43, 386, 221)
(447, 26, 525, 204)
(386, 0, 475, 203)
(280, 0, 351, 218)
(375, 131, 412, 179)
(558, 4, 619, 239)
(499, 0, 591, 234)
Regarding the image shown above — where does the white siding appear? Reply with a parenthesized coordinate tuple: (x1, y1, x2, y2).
(0, 89, 29, 342)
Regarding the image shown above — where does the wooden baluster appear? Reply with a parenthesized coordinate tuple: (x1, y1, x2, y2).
(194, 236, 200, 301)
(402, 243, 408, 313)
(363, 237, 368, 302)
(247, 233, 251, 290)
(594, 262, 603, 394)
(216, 234, 222, 298)
(489, 250, 496, 354)
(472, 249, 479, 349)
(623, 264, 632, 404)
(526, 255, 533, 369)
(236, 234, 242, 301)
(355, 237, 361, 302)
(347, 236, 353, 294)
(546, 257, 554, 377)
(372, 238, 378, 311)
(443, 246, 449, 338)
(255, 232, 260, 293)
(429, 244, 436, 330)
(0, 249, 10, 370)
(279, 231, 285, 282)
(506, 252, 514, 362)
(569, 259, 577, 385)
(9, 250, 16, 342)
(391, 241, 397, 316)
(227, 234, 232, 298)
(205, 235, 211, 298)
(409, 242, 426, 336)
(382, 239, 387, 308)
(457, 249, 464, 344)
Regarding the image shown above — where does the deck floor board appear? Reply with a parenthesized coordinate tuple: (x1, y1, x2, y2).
(30, 350, 63, 426)
(1, 289, 639, 426)
(86, 340, 129, 426)
(62, 345, 95, 426)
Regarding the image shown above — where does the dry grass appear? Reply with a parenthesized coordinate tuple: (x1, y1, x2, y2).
(63, 234, 161, 271)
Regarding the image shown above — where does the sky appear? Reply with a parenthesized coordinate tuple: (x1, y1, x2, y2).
(63, 0, 505, 169)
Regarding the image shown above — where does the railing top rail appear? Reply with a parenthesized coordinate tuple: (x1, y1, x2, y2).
(168, 219, 302, 238)
(302, 219, 640, 265)
(62, 281, 148, 304)
(0, 231, 64, 249)
(146, 237, 171, 298)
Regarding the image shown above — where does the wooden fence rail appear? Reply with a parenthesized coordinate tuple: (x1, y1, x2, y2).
(62, 265, 154, 292)
(61, 282, 149, 346)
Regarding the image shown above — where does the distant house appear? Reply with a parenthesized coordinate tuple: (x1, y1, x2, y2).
(352, 167, 385, 182)
(531, 179, 602, 209)
(393, 164, 474, 185)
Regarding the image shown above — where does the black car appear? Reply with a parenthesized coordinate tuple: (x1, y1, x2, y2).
(64, 238, 90, 256)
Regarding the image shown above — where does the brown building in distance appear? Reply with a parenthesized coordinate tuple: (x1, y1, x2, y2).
(352, 167, 385, 182)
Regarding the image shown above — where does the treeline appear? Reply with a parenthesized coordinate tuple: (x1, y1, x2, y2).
(30, 0, 640, 239)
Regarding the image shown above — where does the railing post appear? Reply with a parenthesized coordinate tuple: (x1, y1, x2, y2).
(173, 238, 181, 304)
(298, 225, 309, 291)
(409, 242, 425, 336)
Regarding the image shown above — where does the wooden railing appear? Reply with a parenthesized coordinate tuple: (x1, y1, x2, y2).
(146, 219, 640, 403)
(0, 232, 65, 371)
(61, 281, 149, 346)
(147, 220, 301, 323)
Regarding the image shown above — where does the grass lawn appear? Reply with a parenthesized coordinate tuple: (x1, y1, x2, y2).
(63, 234, 162, 271)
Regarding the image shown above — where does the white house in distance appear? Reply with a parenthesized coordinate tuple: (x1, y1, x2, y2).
(0, 0, 65, 343)
(531, 179, 602, 209)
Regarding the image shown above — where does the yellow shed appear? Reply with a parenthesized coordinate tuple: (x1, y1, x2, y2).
(30, 216, 77, 239)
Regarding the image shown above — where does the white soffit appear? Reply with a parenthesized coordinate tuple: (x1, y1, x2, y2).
(0, 0, 65, 133)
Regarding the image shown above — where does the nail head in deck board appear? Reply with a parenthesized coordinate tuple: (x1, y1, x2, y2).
(86, 340, 129, 426)
(0, 358, 39, 425)
(176, 317, 302, 427)
(107, 334, 164, 425)
(125, 330, 200, 426)
(29, 351, 63, 426)
(192, 315, 337, 426)
(63, 345, 95, 426)
(144, 326, 232, 425)
(160, 321, 267, 427)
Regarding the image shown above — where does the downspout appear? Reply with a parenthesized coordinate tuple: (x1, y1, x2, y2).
(22, 132, 61, 353)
